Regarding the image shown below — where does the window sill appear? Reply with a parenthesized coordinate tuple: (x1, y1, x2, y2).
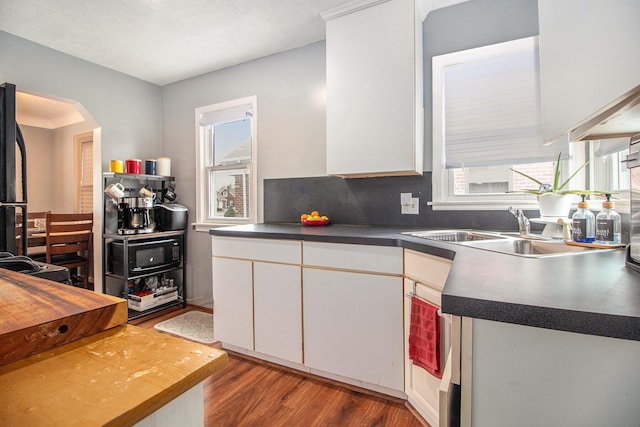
(429, 199, 539, 211)
(192, 222, 255, 233)
(430, 199, 630, 214)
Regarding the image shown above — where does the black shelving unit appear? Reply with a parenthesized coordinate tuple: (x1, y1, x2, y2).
(102, 173, 187, 320)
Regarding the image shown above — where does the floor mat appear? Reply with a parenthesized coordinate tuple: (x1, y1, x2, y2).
(154, 311, 215, 344)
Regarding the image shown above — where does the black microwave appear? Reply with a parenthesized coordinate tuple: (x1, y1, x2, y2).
(111, 237, 182, 277)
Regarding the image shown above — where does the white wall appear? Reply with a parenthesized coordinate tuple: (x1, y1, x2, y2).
(162, 41, 327, 307)
(18, 125, 55, 212)
(52, 122, 94, 213)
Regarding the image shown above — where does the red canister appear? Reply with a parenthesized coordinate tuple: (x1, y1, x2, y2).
(125, 159, 142, 174)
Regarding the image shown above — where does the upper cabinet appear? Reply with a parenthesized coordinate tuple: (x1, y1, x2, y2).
(538, 0, 640, 143)
(323, 0, 424, 177)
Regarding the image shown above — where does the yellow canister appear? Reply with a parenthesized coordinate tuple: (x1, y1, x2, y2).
(110, 160, 124, 173)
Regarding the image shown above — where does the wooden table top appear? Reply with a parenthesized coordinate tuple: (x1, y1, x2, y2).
(0, 324, 228, 426)
(0, 269, 128, 365)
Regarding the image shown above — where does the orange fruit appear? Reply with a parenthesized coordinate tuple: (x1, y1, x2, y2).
(311, 210, 320, 217)
(301, 214, 308, 220)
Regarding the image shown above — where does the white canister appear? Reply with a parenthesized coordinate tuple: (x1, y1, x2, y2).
(157, 157, 171, 176)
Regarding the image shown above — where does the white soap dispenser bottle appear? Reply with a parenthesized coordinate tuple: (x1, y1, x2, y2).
(595, 194, 621, 245)
(572, 195, 595, 243)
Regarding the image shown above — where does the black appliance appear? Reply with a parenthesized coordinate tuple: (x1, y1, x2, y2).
(0, 83, 27, 255)
(117, 197, 155, 235)
(0, 252, 71, 284)
(153, 203, 188, 231)
(0, 83, 71, 284)
(626, 133, 640, 272)
(111, 237, 182, 277)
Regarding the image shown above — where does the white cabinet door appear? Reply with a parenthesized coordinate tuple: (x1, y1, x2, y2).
(324, 0, 423, 176)
(403, 250, 453, 426)
(303, 268, 404, 391)
(538, 0, 640, 143)
(212, 257, 253, 350)
(254, 262, 302, 364)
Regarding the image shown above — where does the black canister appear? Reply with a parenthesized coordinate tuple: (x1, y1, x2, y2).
(144, 159, 157, 175)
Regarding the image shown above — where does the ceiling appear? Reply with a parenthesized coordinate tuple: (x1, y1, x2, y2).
(1, 0, 464, 125)
(0, 0, 354, 86)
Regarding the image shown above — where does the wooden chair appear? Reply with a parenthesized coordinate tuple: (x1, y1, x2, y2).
(45, 213, 93, 289)
(15, 211, 50, 257)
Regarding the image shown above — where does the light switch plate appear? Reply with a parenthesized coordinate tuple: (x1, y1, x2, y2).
(401, 197, 419, 215)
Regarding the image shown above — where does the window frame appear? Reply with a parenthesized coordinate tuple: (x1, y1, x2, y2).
(195, 96, 258, 228)
(74, 131, 94, 214)
(430, 36, 630, 213)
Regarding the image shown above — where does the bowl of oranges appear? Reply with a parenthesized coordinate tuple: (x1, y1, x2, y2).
(301, 211, 330, 226)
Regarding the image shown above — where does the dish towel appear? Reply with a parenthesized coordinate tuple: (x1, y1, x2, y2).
(408, 296, 442, 379)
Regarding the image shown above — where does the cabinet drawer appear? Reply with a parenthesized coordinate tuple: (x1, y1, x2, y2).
(303, 241, 402, 274)
(404, 249, 452, 291)
(212, 236, 301, 264)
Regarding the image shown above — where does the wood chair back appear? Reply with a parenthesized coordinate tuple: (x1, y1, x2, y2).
(15, 211, 50, 256)
(45, 213, 94, 288)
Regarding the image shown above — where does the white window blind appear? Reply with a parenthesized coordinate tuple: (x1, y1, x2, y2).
(79, 141, 93, 213)
(593, 137, 630, 157)
(440, 37, 567, 168)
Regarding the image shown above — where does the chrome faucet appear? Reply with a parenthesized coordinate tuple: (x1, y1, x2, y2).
(508, 207, 530, 235)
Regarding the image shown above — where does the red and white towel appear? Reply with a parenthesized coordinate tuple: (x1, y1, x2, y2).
(408, 296, 442, 379)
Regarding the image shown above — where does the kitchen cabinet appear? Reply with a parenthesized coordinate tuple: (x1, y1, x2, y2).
(323, 0, 424, 177)
(211, 235, 404, 396)
(102, 173, 186, 320)
(403, 249, 454, 427)
(303, 267, 404, 392)
(303, 241, 404, 393)
(464, 318, 640, 426)
(253, 262, 302, 364)
(212, 257, 253, 350)
(538, 0, 640, 143)
(211, 236, 302, 362)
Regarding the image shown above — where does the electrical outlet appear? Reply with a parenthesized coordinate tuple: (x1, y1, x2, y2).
(401, 193, 419, 215)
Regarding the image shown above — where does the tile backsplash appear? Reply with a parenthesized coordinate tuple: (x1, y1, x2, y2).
(265, 174, 548, 233)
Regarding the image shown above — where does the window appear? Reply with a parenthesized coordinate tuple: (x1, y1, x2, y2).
(74, 132, 93, 213)
(195, 96, 257, 225)
(432, 37, 569, 209)
(431, 36, 629, 210)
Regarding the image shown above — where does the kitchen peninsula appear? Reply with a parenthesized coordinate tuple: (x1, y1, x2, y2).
(0, 269, 227, 426)
(211, 223, 640, 426)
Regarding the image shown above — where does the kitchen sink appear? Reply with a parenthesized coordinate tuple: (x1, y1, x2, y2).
(402, 229, 506, 242)
(403, 229, 611, 258)
(463, 238, 594, 258)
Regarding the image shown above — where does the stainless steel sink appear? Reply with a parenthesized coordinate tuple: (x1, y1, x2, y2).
(402, 229, 506, 242)
(403, 229, 611, 258)
(463, 238, 595, 258)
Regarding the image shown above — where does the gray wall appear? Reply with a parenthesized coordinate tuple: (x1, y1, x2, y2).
(0, 30, 163, 168)
(1, 30, 163, 291)
(422, 0, 539, 170)
(162, 41, 327, 307)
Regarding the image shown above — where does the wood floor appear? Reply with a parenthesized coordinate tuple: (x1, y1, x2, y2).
(131, 305, 427, 427)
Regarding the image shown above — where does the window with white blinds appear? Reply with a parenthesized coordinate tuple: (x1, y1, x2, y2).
(434, 36, 566, 169)
(431, 36, 577, 209)
(79, 140, 93, 213)
(195, 96, 257, 226)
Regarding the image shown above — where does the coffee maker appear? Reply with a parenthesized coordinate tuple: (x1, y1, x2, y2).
(117, 197, 155, 235)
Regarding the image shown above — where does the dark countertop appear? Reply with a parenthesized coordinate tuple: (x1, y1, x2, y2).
(210, 224, 640, 341)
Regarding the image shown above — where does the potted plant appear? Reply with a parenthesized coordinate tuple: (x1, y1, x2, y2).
(510, 152, 598, 218)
